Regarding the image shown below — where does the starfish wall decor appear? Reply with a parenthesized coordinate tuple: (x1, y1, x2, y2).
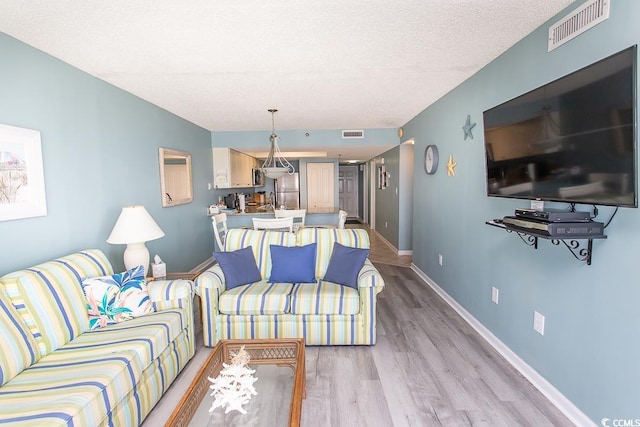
(446, 154, 457, 176)
(462, 114, 476, 140)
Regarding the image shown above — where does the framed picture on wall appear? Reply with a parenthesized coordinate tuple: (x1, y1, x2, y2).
(0, 124, 47, 221)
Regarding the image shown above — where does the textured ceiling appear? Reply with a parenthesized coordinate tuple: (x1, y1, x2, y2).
(0, 0, 575, 160)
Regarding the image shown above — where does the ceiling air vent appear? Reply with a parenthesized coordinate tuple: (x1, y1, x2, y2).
(342, 130, 364, 139)
(548, 0, 609, 52)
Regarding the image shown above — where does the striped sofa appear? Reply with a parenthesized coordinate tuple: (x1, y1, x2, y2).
(196, 228, 385, 346)
(0, 249, 195, 426)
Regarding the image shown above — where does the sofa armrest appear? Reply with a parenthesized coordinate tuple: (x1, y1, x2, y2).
(357, 259, 385, 292)
(147, 278, 194, 305)
(147, 279, 195, 356)
(194, 265, 227, 347)
(194, 265, 226, 313)
(194, 265, 226, 293)
(356, 259, 384, 345)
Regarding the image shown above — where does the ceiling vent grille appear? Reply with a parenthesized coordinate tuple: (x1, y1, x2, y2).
(342, 130, 364, 139)
(548, 0, 609, 52)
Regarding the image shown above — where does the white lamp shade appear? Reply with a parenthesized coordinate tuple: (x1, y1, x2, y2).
(107, 205, 165, 244)
(107, 206, 164, 277)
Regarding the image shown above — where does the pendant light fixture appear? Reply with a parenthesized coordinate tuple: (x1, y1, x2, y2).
(534, 105, 562, 144)
(261, 108, 295, 179)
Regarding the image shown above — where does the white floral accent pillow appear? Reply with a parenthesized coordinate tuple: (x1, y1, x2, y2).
(81, 265, 153, 329)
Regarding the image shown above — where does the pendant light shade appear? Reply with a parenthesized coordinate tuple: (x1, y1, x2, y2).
(535, 105, 562, 143)
(261, 109, 294, 179)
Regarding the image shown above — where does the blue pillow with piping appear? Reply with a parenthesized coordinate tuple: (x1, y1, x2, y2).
(214, 246, 262, 289)
(269, 243, 317, 283)
(323, 242, 369, 289)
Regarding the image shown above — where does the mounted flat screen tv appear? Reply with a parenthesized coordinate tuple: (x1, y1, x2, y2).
(483, 45, 637, 208)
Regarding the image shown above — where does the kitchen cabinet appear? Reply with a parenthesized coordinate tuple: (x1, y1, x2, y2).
(213, 148, 259, 188)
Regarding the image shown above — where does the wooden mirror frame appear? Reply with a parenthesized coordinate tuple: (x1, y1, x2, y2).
(159, 147, 193, 207)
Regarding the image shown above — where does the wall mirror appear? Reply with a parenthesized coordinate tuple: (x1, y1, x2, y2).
(159, 147, 193, 207)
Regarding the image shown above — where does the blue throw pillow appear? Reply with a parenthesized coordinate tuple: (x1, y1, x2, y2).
(323, 242, 369, 289)
(269, 243, 317, 283)
(214, 246, 262, 289)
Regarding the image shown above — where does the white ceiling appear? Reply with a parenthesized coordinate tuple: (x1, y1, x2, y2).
(0, 0, 575, 161)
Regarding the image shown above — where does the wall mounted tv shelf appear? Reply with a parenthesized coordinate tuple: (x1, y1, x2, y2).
(486, 219, 607, 265)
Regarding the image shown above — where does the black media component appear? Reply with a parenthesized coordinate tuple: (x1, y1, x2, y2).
(514, 208, 591, 222)
(502, 216, 605, 238)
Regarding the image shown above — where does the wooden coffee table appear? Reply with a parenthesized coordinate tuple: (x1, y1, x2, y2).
(165, 338, 305, 427)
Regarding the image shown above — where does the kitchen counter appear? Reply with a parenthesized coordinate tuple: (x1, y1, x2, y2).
(224, 205, 273, 215)
(222, 206, 340, 215)
(213, 206, 340, 228)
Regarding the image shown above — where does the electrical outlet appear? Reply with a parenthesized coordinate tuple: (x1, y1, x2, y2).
(438, 254, 443, 266)
(491, 287, 499, 304)
(533, 311, 545, 335)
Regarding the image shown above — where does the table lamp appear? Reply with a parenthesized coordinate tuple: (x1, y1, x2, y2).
(106, 205, 165, 277)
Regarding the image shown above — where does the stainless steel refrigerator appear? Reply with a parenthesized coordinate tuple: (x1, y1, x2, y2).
(275, 173, 300, 209)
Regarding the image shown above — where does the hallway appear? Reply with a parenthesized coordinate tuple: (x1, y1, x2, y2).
(347, 222, 412, 267)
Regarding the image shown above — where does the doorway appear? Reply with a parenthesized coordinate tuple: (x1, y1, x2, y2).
(338, 165, 358, 218)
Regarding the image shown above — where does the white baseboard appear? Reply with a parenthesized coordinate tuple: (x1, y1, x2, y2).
(410, 263, 595, 427)
(372, 229, 413, 257)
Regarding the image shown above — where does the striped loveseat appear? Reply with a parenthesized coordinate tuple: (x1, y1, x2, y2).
(196, 228, 385, 346)
(0, 249, 195, 426)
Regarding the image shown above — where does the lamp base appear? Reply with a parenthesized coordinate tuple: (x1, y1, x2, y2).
(123, 242, 150, 278)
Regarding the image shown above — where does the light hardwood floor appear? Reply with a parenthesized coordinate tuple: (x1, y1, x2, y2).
(300, 262, 574, 426)
(144, 225, 574, 426)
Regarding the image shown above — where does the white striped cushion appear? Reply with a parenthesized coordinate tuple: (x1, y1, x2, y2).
(0, 348, 144, 426)
(290, 281, 360, 315)
(216, 313, 362, 345)
(0, 250, 113, 356)
(219, 282, 293, 315)
(52, 310, 187, 366)
(0, 288, 39, 386)
(0, 310, 189, 426)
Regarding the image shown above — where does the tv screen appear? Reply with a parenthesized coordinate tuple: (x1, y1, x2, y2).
(483, 45, 637, 208)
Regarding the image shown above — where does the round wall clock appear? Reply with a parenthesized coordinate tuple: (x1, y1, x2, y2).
(425, 145, 439, 174)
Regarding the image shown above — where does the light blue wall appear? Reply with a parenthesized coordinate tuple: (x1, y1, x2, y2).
(372, 144, 414, 252)
(398, 143, 414, 251)
(405, 0, 640, 421)
(0, 33, 214, 275)
(373, 147, 400, 245)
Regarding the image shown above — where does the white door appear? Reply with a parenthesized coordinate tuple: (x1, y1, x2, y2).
(307, 162, 335, 209)
(339, 166, 358, 218)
